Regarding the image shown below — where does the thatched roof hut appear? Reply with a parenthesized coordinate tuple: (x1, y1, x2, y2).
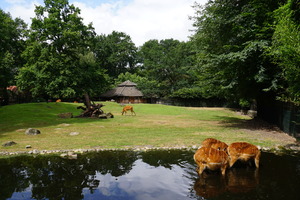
(100, 80, 145, 103)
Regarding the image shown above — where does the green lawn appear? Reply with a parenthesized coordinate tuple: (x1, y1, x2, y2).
(0, 102, 294, 152)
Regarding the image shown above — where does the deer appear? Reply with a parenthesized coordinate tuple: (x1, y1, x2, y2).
(121, 105, 136, 115)
(194, 147, 229, 176)
(227, 142, 261, 168)
(201, 138, 228, 151)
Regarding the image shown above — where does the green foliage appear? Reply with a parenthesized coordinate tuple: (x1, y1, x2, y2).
(94, 31, 138, 79)
(191, 0, 284, 104)
(270, 0, 300, 102)
(0, 9, 27, 104)
(170, 87, 204, 99)
(17, 0, 108, 101)
(138, 39, 196, 96)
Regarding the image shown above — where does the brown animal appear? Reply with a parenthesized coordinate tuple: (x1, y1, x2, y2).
(56, 99, 61, 102)
(194, 147, 229, 176)
(121, 105, 136, 115)
(201, 138, 228, 151)
(227, 142, 261, 168)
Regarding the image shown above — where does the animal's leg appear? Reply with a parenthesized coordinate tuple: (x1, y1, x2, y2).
(221, 165, 227, 176)
(229, 156, 238, 167)
(254, 151, 261, 168)
(198, 163, 205, 175)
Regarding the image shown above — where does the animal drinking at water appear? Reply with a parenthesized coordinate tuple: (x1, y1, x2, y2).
(194, 147, 229, 175)
(201, 138, 228, 151)
(227, 142, 261, 168)
(121, 105, 136, 115)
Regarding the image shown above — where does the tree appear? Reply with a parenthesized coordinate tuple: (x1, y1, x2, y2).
(0, 9, 27, 105)
(138, 39, 196, 97)
(94, 31, 137, 79)
(191, 0, 285, 107)
(270, 0, 300, 103)
(17, 0, 108, 109)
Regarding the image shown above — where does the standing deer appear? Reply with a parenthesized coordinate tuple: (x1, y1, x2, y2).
(121, 105, 136, 115)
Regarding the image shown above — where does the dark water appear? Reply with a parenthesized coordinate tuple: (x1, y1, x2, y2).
(0, 150, 299, 200)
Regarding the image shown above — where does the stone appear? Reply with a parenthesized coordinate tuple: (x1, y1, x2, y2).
(58, 112, 73, 118)
(69, 132, 80, 136)
(2, 141, 17, 147)
(98, 112, 114, 119)
(247, 110, 257, 118)
(25, 128, 41, 135)
(25, 145, 32, 149)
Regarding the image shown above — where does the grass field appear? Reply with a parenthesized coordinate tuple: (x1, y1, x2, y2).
(0, 102, 296, 153)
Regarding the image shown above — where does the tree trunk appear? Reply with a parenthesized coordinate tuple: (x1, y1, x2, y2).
(76, 92, 106, 118)
(84, 92, 92, 109)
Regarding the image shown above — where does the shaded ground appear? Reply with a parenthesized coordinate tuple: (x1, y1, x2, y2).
(221, 114, 298, 149)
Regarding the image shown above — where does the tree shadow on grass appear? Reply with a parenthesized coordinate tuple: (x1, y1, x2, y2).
(0, 102, 114, 137)
(217, 115, 281, 132)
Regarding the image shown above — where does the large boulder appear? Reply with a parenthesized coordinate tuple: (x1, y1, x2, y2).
(25, 128, 41, 135)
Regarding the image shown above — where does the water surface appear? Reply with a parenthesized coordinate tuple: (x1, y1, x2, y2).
(0, 150, 299, 200)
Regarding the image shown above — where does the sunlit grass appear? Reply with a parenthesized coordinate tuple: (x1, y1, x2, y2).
(0, 101, 293, 152)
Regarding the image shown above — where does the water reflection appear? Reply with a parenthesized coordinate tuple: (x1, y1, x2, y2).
(0, 150, 299, 200)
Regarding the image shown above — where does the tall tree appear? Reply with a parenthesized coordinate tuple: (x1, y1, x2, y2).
(0, 9, 27, 105)
(94, 31, 137, 79)
(191, 0, 285, 107)
(138, 39, 195, 96)
(17, 0, 108, 107)
(270, 0, 300, 103)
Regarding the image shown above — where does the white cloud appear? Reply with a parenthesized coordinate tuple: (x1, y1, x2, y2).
(3, 0, 208, 47)
(75, 0, 201, 46)
(3, 0, 41, 24)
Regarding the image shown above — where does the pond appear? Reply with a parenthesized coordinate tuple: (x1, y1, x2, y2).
(0, 150, 299, 200)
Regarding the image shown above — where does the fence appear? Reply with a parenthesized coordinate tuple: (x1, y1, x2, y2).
(257, 99, 300, 140)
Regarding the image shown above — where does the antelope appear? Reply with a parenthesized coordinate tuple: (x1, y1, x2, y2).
(227, 142, 261, 168)
(201, 138, 228, 151)
(194, 147, 229, 176)
(121, 105, 136, 115)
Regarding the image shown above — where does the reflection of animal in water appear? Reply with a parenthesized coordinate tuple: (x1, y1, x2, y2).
(194, 168, 259, 198)
(121, 105, 136, 115)
(226, 168, 259, 193)
(194, 172, 226, 198)
(227, 142, 261, 168)
(201, 138, 228, 151)
(194, 147, 229, 176)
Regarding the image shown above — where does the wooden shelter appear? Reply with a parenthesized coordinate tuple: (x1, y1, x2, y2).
(100, 80, 146, 103)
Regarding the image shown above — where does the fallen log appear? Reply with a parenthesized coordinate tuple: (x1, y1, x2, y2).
(76, 103, 106, 118)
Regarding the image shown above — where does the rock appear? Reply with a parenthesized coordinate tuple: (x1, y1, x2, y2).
(69, 132, 80, 136)
(25, 128, 41, 135)
(58, 112, 73, 118)
(247, 110, 257, 118)
(25, 145, 32, 149)
(60, 153, 68, 158)
(99, 112, 114, 119)
(32, 149, 40, 154)
(2, 141, 17, 147)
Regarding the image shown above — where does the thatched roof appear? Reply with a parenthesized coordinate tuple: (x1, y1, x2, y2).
(101, 80, 143, 97)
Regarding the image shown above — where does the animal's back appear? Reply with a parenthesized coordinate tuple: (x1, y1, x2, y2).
(201, 138, 228, 151)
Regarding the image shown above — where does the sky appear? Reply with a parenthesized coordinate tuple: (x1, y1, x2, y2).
(1, 0, 208, 47)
